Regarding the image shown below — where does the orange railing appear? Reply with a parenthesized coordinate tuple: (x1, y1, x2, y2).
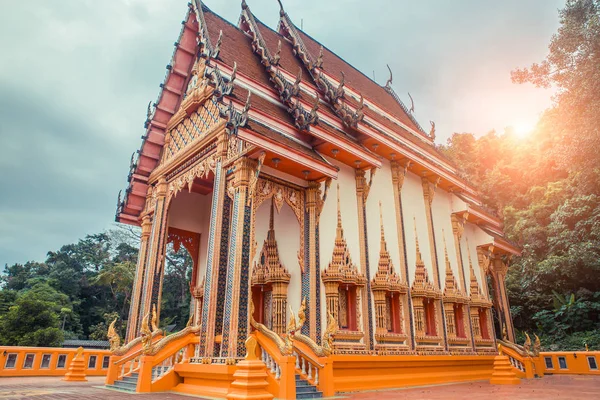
(0, 346, 111, 377)
(253, 330, 297, 400)
(540, 351, 600, 375)
(292, 340, 334, 397)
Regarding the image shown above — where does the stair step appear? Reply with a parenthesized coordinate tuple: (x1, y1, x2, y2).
(296, 392, 323, 399)
(112, 380, 137, 391)
(297, 386, 318, 394)
(121, 376, 138, 384)
(106, 383, 136, 393)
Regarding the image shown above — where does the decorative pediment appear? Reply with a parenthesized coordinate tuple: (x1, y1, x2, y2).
(322, 184, 366, 287)
(251, 198, 290, 287)
(371, 202, 407, 294)
(467, 242, 492, 308)
(441, 234, 467, 304)
(410, 222, 440, 299)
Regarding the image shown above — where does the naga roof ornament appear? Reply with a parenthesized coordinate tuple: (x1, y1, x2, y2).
(217, 91, 251, 136)
(192, 0, 217, 58)
(277, 1, 364, 128)
(240, 1, 319, 131)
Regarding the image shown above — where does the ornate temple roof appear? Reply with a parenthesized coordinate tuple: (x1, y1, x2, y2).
(115, 0, 513, 255)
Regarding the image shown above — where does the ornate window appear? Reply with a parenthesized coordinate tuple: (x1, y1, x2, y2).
(441, 240, 470, 349)
(321, 185, 366, 351)
(250, 199, 290, 335)
(371, 203, 408, 350)
(468, 253, 494, 346)
(411, 228, 443, 350)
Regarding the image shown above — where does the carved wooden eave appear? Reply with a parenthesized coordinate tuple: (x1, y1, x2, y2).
(116, 4, 201, 226)
(321, 185, 366, 287)
(371, 202, 407, 294)
(251, 198, 291, 287)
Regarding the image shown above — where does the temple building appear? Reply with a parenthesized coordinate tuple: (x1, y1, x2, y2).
(113, 0, 521, 396)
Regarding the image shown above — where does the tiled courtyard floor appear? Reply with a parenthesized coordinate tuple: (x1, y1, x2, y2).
(0, 374, 598, 399)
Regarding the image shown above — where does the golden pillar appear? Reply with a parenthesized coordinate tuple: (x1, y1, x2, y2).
(355, 168, 375, 350)
(140, 175, 169, 329)
(450, 214, 476, 351)
(421, 176, 448, 350)
(390, 160, 415, 349)
(126, 214, 152, 341)
(305, 182, 321, 341)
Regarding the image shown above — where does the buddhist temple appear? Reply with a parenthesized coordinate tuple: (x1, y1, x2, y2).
(112, 0, 522, 397)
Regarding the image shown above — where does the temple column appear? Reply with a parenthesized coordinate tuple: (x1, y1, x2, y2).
(305, 182, 323, 341)
(199, 134, 229, 357)
(390, 160, 415, 350)
(450, 214, 476, 351)
(126, 214, 152, 341)
(140, 176, 169, 329)
(491, 258, 515, 342)
(220, 156, 258, 358)
(355, 169, 375, 351)
(421, 176, 449, 351)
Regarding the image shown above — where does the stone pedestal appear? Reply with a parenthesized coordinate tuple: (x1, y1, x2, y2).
(227, 337, 273, 400)
(62, 347, 87, 382)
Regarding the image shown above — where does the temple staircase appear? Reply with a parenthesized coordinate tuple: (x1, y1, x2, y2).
(295, 374, 323, 399)
(107, 372, 138, 392)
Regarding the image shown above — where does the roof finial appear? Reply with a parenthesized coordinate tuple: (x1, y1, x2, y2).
(379, 201, 386, 249)
(442, 229, 450, 264)
(385, 64, 393, 88)
(408, 92, 415, 113)
(269, 197, 275, 232)
(414, 216, 422, 264)
(336, 183, 343, 238)
(242, 0, 248, 10)
(277, 0, 285, 16)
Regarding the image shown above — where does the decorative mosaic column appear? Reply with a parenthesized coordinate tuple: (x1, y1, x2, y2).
(305, 181, 327, 342)
(140, 176, 169, 329)
(220, 156, 257, 358)
(421, 176, 449, 351)
(355, 169, 374, 350)
(200, 136, 229, 358)
(390, 160, 415, 350)
(451, 214, 476, 351)
(126, 214, 152, 341)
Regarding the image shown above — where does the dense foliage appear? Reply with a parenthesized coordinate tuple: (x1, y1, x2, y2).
(0, 228, 192, 346)
(441, 0, 600, 350)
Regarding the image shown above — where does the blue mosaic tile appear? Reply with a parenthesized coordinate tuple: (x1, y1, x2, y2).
(214, 193, 232, 356)
(301, 204, 310, 337)
(220, 190, 240, 356)
(236, 202, 252, 357)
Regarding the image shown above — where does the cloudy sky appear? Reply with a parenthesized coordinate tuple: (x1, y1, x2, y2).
(0, 0, 562, 267)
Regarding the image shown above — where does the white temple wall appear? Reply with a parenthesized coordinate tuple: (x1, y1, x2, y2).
(401, 170, 434, 284)
(460, 224, 493, 295)
(450, 193, 467, 213)
(167, 191, 212, 286)
(253, 200, 302, 316)
(319, 156, 360, 333)
(431, 189, 463, 290)
(365, 161, 402, 280)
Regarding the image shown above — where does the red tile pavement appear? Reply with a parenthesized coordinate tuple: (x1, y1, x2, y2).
(344, 375, 600, 399)
(0, 374, 598, 399)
